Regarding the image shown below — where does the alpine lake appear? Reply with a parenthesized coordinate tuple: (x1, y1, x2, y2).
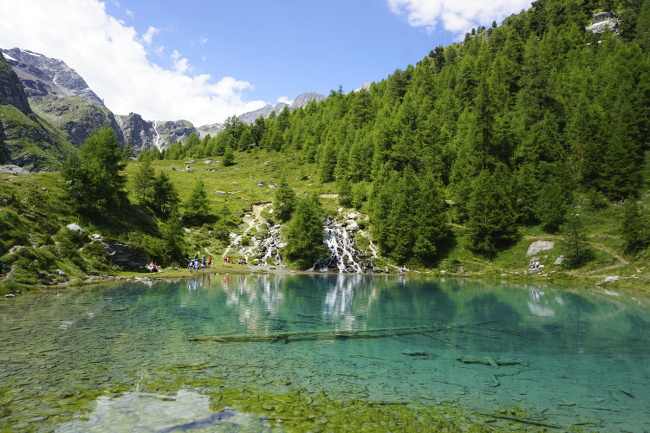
(1, 273, 648, 432)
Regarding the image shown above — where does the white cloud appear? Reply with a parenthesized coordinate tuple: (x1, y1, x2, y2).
(142, 26, 159, 46)
(126, 9, 134, 19)
(0, 0, 265, 126)
(199, 36, 208, 45)
(387, 0, 531, 37)
(278, 96, 293, 105)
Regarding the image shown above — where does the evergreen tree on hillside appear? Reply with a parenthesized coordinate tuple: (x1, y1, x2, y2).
(560, 206, 593, 267)
(274, 174, 296, 223)
(621, 200, 649, 253)
(61, 125, 127, 215)
(222, 143, 235, 166)
(152, 171, 180, 217)
(466, 169, 517, 255)
(133, 159, 155, 207)
(283, 195, 328, 269)
(183, 180, 210, 224)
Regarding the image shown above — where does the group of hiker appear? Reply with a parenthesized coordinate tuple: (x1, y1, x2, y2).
(189, 254, 212, 271)
(223, 257, 247, 265)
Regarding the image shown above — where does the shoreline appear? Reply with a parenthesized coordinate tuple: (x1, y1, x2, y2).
(2, 263, 647, 296)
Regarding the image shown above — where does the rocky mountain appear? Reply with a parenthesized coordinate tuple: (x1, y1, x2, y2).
(199, 92, 326, 138)
(28, 94, 124, 147)
(0, 52, 32, 114)
(1, 48, 104, 105)
(0, 52, 75, 169)
(115, 113, 197, 153)
(2, 47, 328, 161)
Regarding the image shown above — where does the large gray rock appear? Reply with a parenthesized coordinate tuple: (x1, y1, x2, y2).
(527, 241, 555, 256)
(103, 241, 148, 269)
(0, 165, 29, 175)
(586, 11, 618, 34)
(66, 223, 85, 233)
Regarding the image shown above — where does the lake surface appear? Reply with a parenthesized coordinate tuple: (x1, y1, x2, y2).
(1, 274, 649, 432)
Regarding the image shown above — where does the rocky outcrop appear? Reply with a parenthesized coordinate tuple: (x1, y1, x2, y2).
(1, 52, 76, 170)
(1, 48, 104, 105)
(586, 12, 618, 35)
(0, 52, 31, 114)
(116, 113, 196, 152)
(527, 240, 555, 256)
(29, 94, 124, 146)
(290, 92, 326, 110)
(0, 164, 29, 174)
(237, 92, 325, 124)
(102, 241, 148, 269)
(196, 123, 224, 139)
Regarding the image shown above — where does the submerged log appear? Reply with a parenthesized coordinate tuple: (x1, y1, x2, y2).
(190, 325, 446, 344)
(479, 413, 562, 429)
(456, 355, 525, 366)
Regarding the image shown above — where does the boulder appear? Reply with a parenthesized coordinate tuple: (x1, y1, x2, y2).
(527, 241, 554, 256)
(554, 255, 565, 265)
(586, 11, 618, 34)
(66, 223, 85, 233)
(91, 234, 102, 241)
(0, 165, 29, 175)
(102, 241, 148, 269)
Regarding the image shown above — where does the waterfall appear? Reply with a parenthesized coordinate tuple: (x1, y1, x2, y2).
(153, 120, 161, 150)
(311, 220, 375, 274)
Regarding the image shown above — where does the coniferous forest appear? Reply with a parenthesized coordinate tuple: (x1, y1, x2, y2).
(134, 0, 650, 265)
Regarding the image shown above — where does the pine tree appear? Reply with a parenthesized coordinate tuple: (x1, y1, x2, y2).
(560, 206, 592, 268)
(283, 195, 328, 269)
(183, 180, 210, 224)
(61, 126, 127, 215)
(152, 171, 180, 217)
(133, 159, 155, 207)
(222, 143, 235, 166)
(621, 200, 649, 253)
(274, 174, 296, 223)
(466, 169, 517, 255)
(338, 175, 352, 207)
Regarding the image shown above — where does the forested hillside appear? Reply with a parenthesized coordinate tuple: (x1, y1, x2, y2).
(138, 0, 650, 265)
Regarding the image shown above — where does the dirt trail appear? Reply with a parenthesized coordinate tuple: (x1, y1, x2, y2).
(588, 241, 641, 273)
(221, 203, 272, 259)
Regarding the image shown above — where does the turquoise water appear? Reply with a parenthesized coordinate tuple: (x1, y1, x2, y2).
(0, 274, 649, 432)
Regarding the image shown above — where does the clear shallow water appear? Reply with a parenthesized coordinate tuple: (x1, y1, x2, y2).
(1, 274, 649, 432)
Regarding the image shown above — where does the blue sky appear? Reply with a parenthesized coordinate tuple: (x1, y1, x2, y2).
(1, 0, 532, 126)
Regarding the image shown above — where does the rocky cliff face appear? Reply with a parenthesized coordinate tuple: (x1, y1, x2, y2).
(0, 52, 31, 114)
(0, 52, 75, 169)
(29, 94, 124, 147)
(116, 114, 197, 152)
(1, 48, 104, 105)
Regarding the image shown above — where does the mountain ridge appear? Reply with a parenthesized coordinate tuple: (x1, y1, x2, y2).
(2, 47, 327, 154)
